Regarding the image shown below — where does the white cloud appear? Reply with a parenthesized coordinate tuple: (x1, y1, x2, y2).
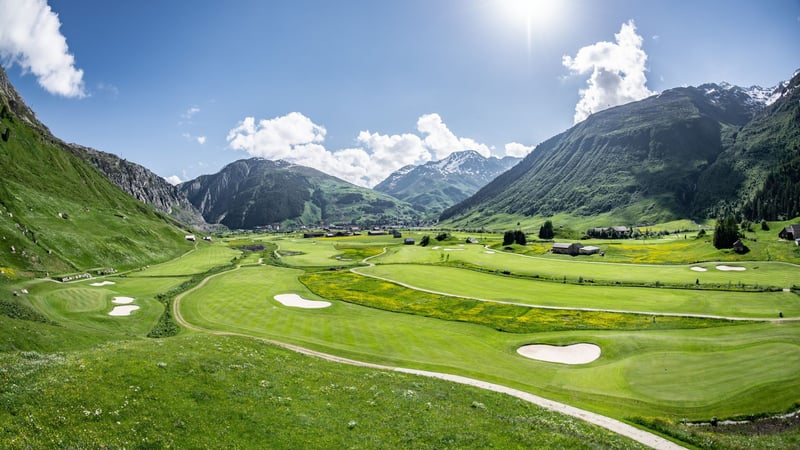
(182, 106, 200, 119)
(504, 142, 535, 157)
(562, 20, 654, 123)
(226, 113, 326, 161)
(164, 175, 182, 186)
(227, 112, 532, 187)
(196, 136, 206, 145)
(0, 0, 85, 97)
(416, 113, 491, 159)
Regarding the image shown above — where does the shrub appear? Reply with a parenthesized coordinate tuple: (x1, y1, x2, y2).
(419, 235, 430, 247)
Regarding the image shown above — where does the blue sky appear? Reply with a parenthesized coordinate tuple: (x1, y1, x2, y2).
(2, 0, 799, 186)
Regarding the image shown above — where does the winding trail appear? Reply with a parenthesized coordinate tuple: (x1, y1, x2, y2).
(172, 254, 686, 449)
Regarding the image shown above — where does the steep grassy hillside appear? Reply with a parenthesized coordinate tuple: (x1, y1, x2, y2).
(0, 73, 192, 278)
(180, 158, 420, 229)
(735, 72, 800, 220)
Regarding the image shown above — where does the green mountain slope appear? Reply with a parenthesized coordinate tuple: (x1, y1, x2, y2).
(0, 68, 192, 278)
(180, 158, 420, 229)
(441, 72, 800, 226)
(730, 72, 800, 220)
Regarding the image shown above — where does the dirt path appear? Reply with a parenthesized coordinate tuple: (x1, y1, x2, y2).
(172, 262, 686, 449)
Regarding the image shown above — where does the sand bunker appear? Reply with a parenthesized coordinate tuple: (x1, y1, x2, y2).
(690, 266, 707, 272)
(517, 343, 601, 365)
(444, 248, 465, 251)
(90, 281, 116, 286)
(485, 250, 496, 254)
(112, 296, 135, 304)
(716, 265, 746, 271)
(109, 305, 140, 316)
(274, 294, 331, 309)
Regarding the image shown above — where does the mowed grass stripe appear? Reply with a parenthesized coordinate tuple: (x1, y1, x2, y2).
(131, 243, 241, 276)
(357, 264, 799, 318)
(378, 244, 800, 288)
(178, 265, 800, 420)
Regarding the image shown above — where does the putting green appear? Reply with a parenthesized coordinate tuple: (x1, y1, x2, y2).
(273, 238, 364, 266)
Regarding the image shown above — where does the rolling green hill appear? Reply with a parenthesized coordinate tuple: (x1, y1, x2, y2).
(0, 67, 193, 278)
(180, 158, 421, 229)
(441, 71, 800, 227)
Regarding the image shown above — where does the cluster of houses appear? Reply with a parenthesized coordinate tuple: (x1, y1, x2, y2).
(586, 226, 630, 239)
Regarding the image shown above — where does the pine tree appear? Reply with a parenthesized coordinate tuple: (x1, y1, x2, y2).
(713, 215, 740, 249)
(538, 220, 554, 239)
(502, 230, 515, 246)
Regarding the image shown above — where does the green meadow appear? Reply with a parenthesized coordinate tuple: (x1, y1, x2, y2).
(3, 224, 800, 449)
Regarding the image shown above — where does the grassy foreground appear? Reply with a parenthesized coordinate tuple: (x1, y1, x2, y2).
(5, 229, 800, 449)
(0, 333, 646, 449)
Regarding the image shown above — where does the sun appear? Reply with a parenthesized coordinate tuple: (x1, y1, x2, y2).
(497, 0, 562, 26)
(493, 0, 566, 50)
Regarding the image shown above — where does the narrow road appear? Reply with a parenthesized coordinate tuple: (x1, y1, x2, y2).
(172, 257, 687, 450)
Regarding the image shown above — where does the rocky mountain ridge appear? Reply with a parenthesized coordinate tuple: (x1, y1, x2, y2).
(374, 150, 521, 214)
(180, 158, 420, 229)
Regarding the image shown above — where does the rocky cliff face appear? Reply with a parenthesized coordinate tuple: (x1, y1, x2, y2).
(0, 67, 47, 134)
(65, 144, 210, 229)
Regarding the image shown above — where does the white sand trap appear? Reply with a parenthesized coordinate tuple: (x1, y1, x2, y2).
(90, 281, 116, 286)
(690, 266, 707, 272)
(444, 248, 465, 251)
(112, 296, 135, 304)
(109, 305, 139, 316)
(274, 294, 331, 309)
(517, 343, 601, 365)
(716, 265, 746, 271)
(431, 246, 441, 250)
(485, 250, 496, 254)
